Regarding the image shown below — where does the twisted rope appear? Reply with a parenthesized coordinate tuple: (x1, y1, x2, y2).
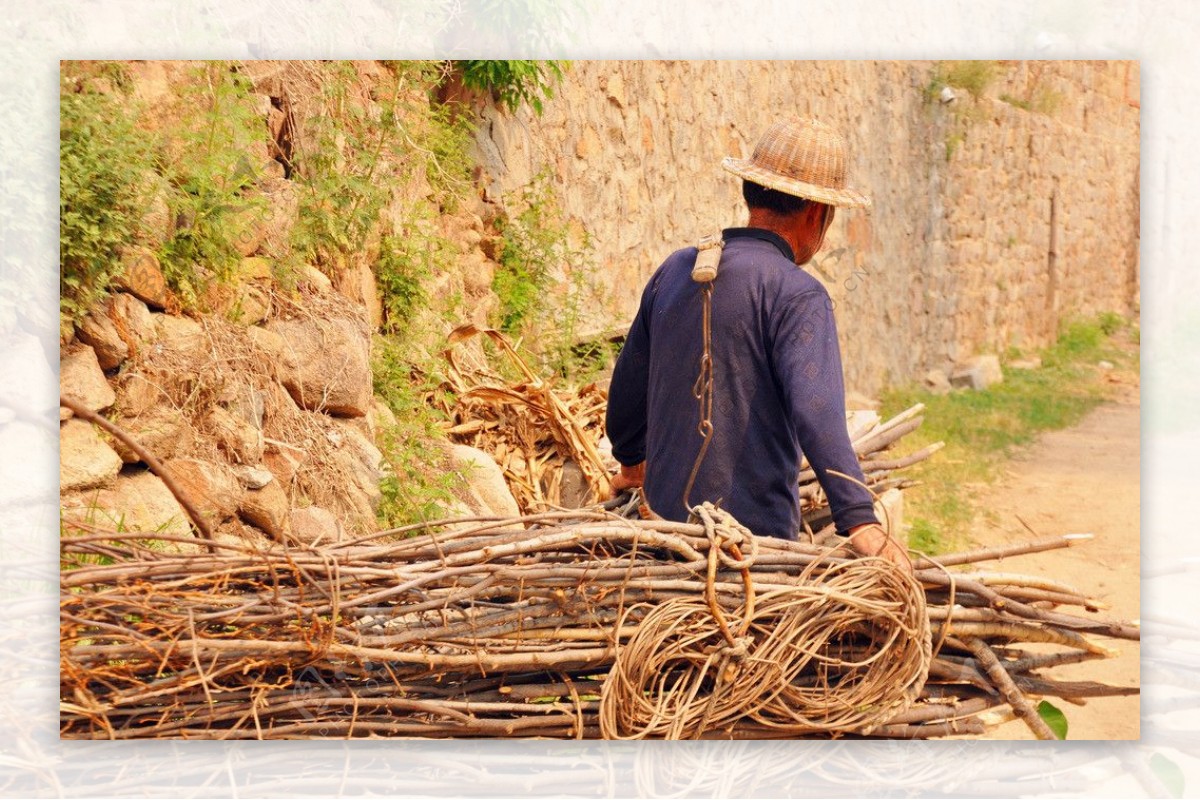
(599, 506, 929, 739)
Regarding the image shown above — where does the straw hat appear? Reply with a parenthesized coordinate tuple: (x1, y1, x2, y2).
(722, 117, 871, 210)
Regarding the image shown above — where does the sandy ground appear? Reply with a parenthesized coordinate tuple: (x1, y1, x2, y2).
(953, 370, 1140, 740)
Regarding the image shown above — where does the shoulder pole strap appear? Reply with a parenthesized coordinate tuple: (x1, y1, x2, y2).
(682, 234, 724, 512)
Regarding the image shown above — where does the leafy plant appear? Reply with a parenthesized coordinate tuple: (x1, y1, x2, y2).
(290, 61, 473, 287)
(928, 60, 997, 101)
(1036, 700, 1068, 739)
(59, 69, 154, 333)
(157, 62, 267, 307)
(371, 335, 463, 528)
(455, 60, 565, 115)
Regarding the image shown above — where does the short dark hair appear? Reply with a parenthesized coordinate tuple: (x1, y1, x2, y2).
(743, 180, 811, 215)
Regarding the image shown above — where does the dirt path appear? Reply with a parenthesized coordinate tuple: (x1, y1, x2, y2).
(954, 387, 1140, 740)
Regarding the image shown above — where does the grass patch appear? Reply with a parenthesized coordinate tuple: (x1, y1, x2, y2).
(880, 316, 1137, 554)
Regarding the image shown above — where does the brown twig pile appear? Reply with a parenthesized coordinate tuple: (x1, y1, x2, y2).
(60, 511, 1137, 741)
(436, 325, 941, 521)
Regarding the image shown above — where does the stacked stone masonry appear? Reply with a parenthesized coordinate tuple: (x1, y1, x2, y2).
(474, 60, 1139, 396)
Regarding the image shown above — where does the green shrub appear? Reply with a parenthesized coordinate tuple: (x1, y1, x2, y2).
(455, 60, 565, 115)
(157, 62, 267, 307)
(291, 61, 473, 290)
(371, 335, 462, 527)
(59, 71, 154, 332)
(1098, 311, 1125, 336)
(939, 60, 997, 100)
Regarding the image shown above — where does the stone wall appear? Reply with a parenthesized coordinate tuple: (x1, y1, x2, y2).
(475, 60, 1140, 395)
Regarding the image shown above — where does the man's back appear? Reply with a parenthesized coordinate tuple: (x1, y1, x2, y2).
(606, 227, 877, 539)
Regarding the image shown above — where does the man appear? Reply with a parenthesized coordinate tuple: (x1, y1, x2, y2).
(605, 117, 910, 571)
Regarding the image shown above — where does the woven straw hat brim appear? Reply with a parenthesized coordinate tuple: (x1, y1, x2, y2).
(722, 156, 872, 210)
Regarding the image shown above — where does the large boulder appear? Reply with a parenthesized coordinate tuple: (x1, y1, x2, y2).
(114, 246, 169, 309)
(110, 406, 193, 464)
(153, 315, 205, 354)
(60, 419, 123, 492)
(75, 307, 128, 370)
(449, 444, 520, 518)
(164, 458, 244, 527)
(238, 480, 290, 541)
(61, 344, 116, 415)
(266, 317, 372, 417)
(62, 470, 191, 537)
(289, 506, 344, 546)
(263, 438, 307, 489)
(112, 369, 165, 418)
(203, 405, 264, 465)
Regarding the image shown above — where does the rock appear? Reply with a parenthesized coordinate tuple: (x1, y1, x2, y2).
(226, 286, 270, 326)
(112, 370, 163, 418)
(256, 177, 299, 259)
(238, 256, 274, 282)
(164, 458, 244, 527)
(112, 292, 155, 343)
(114, 246, 169, 309)
(333, 258, 383, 331)
(460, 251, 498, 294)
(233, 465, 274, 489)
(845, 410, 882, 442)
(1009, 357, 1042, 370)
(229, 202, 270, 258)
(153, 314, 205, 354)
(203, 406, 263, 464)
(75, 307, 128, 370)
(61, 344, 116, 413)
(225, 385, 266, 430)
(605, 71, 627, 108)
(267, 317, 372, 417)
(297, 265, 333, 294)
(922, 369, 953, 395)
(60, 419, 123, 492)
(110, 406, 192, 464)
(247, 325, 286, 362)
(214, 518, 275, 552)
(558, 459, 591, 509)
(329, 421, 384, 518)
(370, 397, 398, 432)
(263, 439, 307, 487)
(449, 444, 520, 518)
(288, 506, 344, 545)
(238, 480, 290, 541)
(949, 355, 1004, 391)
(62, 470, 192, 537)
(1098, 360, 1115, 370)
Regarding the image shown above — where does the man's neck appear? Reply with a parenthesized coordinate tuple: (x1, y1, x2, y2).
(746, 208, 801, 264)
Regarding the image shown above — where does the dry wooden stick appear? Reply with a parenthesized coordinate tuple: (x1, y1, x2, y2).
(960, 636, 1057, 740)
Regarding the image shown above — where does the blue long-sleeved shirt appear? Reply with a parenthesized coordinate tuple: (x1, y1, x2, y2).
(605, 227, 878, 540)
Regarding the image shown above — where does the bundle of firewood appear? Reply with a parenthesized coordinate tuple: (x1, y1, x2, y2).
(61, 510, 1137, 740)
(437, 325, 941, 521)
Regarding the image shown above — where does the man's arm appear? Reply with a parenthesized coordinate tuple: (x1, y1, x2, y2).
(770, 288, 911, 572)
(770, 288, 877, 530)
(605, 276, 657, 487)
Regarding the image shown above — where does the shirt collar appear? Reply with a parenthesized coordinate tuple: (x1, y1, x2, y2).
(722, 227, 795, 263)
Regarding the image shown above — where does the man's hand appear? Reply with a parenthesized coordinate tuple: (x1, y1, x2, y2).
(610, 462, 645, 495)
(847, 523, 913, 575)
